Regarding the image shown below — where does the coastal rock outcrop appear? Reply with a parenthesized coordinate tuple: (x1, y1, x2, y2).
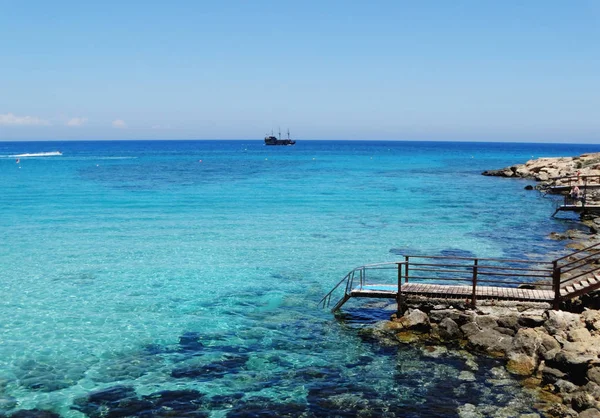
(375, 301, 600, 417)
(482, 152, 600, 214)
(482, 153, 600, 183)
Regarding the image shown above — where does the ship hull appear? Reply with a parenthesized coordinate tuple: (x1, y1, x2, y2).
(265, 140, 295, 146)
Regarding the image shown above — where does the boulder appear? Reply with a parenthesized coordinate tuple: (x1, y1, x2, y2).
(538, 333, 561, 360)
(494, 326, 516, 337)
(578, 409, 600, 418)
(562, 334, 600, 357)
(507, 353, 537, 376)
(474, 315, 498, 329)
(544, 311, 585, 336)
(584, 382, 600, 401)
(542, 365, 567, 384)
(460, 322, 481, 338)
(516, 166, 531, 177)
(482, 169, 504, 176)
(549, 350, 597, 385)
(570, 391, 598, 412)
(545, 403, 579, 418)
(465, 327, 513, 357)
(497, 315, 520, 331)
(429, 309, 462, 324)
(438, 318, 461, 341)
(555, 379, 579, 394)
(512, 328, 542, 357)
(395, 309, 430, 332)
(569, 328, 593, 343)
(506, 328, 543, 376)
(589, 367, 600, 386)
(583, 310, 600, 332)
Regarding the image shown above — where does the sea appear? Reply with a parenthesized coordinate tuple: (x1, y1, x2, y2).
(2, 140, 600, 417)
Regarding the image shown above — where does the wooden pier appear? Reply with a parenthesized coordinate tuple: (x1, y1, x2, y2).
(546, 174, 600, 217)
(552, 204, 600, 217)
(350, 283, 554, 302)
(320, 242, 600, 312)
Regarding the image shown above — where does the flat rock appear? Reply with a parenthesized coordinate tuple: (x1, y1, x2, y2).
(578, 409, 600, 418)
(465, 327, 513, 357)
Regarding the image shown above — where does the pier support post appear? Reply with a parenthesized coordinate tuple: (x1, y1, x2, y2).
(397, 262, 407, 315)
(553, 261, 561, 310)
(471, 259, 478, 308)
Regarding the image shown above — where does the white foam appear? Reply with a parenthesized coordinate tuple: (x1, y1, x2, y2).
(12, 151, 63, 157)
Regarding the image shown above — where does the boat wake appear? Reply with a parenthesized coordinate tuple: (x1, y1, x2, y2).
(11, 151, 63, 157)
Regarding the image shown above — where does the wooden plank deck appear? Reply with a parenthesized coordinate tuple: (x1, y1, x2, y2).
(546, 184, 600, 194)
(351, 283, 554, 302)
(556, 205, 600, 212)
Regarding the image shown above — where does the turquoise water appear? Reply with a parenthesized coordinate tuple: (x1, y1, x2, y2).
(1, 140, 599, 417)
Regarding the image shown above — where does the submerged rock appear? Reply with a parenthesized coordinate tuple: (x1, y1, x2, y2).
(457, 403, 484, 418)
(226, 399, 306, 418)
(72, 385, 143, 418)
(179, 331, 205, 352)
(73, 386, 209, 417)
(143, 389, 206, 415)
(9, 410, 61, 418)
(13, 358, 87, 392)
(171, 353, 249, 380)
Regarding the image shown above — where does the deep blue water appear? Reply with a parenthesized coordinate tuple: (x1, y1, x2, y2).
(1, 140, 599, 417)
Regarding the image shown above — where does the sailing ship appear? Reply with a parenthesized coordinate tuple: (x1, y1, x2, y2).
(264, 129, 296, 146)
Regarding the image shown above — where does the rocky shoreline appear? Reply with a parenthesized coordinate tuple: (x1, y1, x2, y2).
(365, 153, 600, 417)
(483, 152, 600, 250)
(482, 152, 600, 184)
(367, 300, 600, 417)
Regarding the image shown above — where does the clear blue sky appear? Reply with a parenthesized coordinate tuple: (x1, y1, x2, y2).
(1, 0, 599, 142)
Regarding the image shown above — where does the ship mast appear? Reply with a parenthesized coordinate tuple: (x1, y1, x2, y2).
(278, 127, 281, 140)
(287, 129, 290, 140)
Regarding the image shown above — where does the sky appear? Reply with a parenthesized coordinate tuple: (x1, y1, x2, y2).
(0, 0, 599, 142)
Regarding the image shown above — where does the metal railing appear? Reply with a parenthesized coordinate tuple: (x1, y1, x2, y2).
(546, 174, 600, 207)
(318, 262, 395, 310)
(320, 242, 600, 311)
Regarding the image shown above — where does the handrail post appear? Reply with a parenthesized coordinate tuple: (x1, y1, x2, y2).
(553, 261, 561, 310)
(471, 259, 478, 308)
(404, 256, 410, 283)
(345, 272, 352, 295)
(397, 262, 403, 316)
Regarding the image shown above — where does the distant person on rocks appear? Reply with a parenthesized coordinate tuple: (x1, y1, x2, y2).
(570, 185, 583, 203)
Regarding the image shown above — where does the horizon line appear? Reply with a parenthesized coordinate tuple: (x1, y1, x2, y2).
(1, 138, 599, 146)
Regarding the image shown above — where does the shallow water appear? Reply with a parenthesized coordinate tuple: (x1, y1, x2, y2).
(1, 140, 598, 417)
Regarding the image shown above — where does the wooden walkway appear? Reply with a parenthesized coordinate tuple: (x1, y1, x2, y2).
(546, 184, 600, 194)
(319, 243, 600, 312)
(553, 204, 600, 215)
(351, 283, 554, 302)
(546, 174, 600, 216)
